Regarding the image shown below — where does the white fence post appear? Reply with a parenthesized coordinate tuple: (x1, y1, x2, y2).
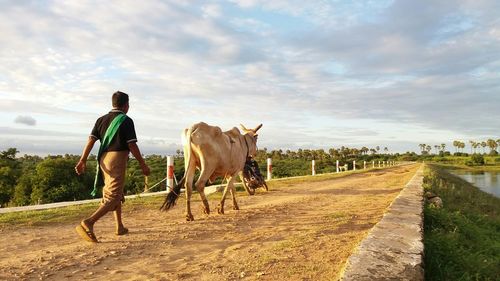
(312, 160, 316, 176)
(363, 161, 366, 169)
(353, 160, 356, 171)
(336, 160, 339, 173)
(372, 161, 375, 168)
(267, 158, 272, 180)
(166, 156, 174, 192)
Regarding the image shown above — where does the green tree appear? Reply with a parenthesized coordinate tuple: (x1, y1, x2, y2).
(11, 173, 34, 206)
(31, 157, 95, 204)
(0, 148, 20, 206)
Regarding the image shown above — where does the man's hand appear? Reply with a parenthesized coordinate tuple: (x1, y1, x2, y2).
(128, 142, 150, 176)
(141, 163, 151, 176)
(75, 160, 86, 175)
(75, 137, 96, 176)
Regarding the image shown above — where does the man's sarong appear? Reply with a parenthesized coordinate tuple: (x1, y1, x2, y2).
(99, 150, 129, 210)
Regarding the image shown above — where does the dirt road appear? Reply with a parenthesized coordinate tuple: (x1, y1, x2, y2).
(0, 164, 419, 281)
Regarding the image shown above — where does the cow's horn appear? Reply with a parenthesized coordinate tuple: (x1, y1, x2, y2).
(240, 124, 248, 131)
(254, 124, 263, 132)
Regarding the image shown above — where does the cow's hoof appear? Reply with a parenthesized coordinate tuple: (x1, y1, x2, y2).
(202, 200, 210, 214)
(186, 214, 194, 221)
(233, 205, 239, 210)
(216, 205, 224, 214)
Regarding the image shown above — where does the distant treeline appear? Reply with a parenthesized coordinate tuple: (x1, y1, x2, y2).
(418, 138, 500, 155)
(0, 148, 185, 208)
(1, 146, 499, 207)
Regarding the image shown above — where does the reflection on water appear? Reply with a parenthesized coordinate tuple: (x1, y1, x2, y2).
(448, 170, 500, 198)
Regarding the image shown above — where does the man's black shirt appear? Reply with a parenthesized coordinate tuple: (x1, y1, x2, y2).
(90, 109, 137, 152)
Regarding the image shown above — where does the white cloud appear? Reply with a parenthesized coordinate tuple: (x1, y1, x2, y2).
(0, 0, 498, 155)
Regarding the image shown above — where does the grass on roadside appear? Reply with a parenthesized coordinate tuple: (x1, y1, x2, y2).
(423, 164, 500, 281)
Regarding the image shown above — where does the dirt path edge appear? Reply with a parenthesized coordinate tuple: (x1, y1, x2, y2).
(341, 164, 425, 281)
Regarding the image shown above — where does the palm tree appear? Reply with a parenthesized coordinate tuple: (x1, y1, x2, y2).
(456, 141, 460, 153)
(434, 145, 440, 155)
(297, 148, 303, 158)
(361, 147, 369, 155)
(383, 147, 388, 154)
(441, 143, 446, 153)
(487, 139, 498, 153)
(425, 145, 432, 154)
(481, 141, 487, 154)
(469, 140, 475, 154)
(419, 144, 426, 154)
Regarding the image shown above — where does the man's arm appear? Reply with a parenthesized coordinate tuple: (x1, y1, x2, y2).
(128, 142, 151, 176)
(75, 137, 97, 175)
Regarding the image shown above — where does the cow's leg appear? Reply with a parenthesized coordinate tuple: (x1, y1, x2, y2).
(216, 177, 230, 214)
(195, 156, 215, 215)
(194, 171, 212, 215)
(228, 176, 239, 210)
(184, 160, 196, 221)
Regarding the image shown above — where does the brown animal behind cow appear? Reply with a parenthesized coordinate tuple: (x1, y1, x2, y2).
(160, 122, 262, 221)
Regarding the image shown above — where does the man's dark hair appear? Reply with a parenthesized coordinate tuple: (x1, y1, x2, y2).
(112, 91, 129, 108)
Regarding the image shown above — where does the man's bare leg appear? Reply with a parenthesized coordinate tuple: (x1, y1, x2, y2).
(114, 203, 128, 235)
(82, 202, 115, 231)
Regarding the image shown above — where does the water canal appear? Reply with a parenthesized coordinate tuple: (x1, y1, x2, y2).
(448, 169, 500, 198)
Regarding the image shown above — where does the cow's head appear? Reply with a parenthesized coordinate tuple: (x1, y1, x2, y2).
(240, 124, 262, 157)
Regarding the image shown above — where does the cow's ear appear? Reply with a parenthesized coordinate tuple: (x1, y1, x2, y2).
(254, 124, 262, 132)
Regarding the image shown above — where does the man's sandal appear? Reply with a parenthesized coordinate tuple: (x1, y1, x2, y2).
(75, 222, 99, 243)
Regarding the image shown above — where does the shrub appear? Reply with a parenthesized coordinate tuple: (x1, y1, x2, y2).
(469, 154, 485, 166)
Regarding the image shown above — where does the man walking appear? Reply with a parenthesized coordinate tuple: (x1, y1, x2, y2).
(74, 91, 150, 243)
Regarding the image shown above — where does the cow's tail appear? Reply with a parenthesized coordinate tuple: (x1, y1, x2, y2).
(160, 175, 185, 211)
(160, 126, 194, 212)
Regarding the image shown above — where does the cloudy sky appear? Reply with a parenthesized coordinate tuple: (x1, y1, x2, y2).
(0, 0, 499, 156)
